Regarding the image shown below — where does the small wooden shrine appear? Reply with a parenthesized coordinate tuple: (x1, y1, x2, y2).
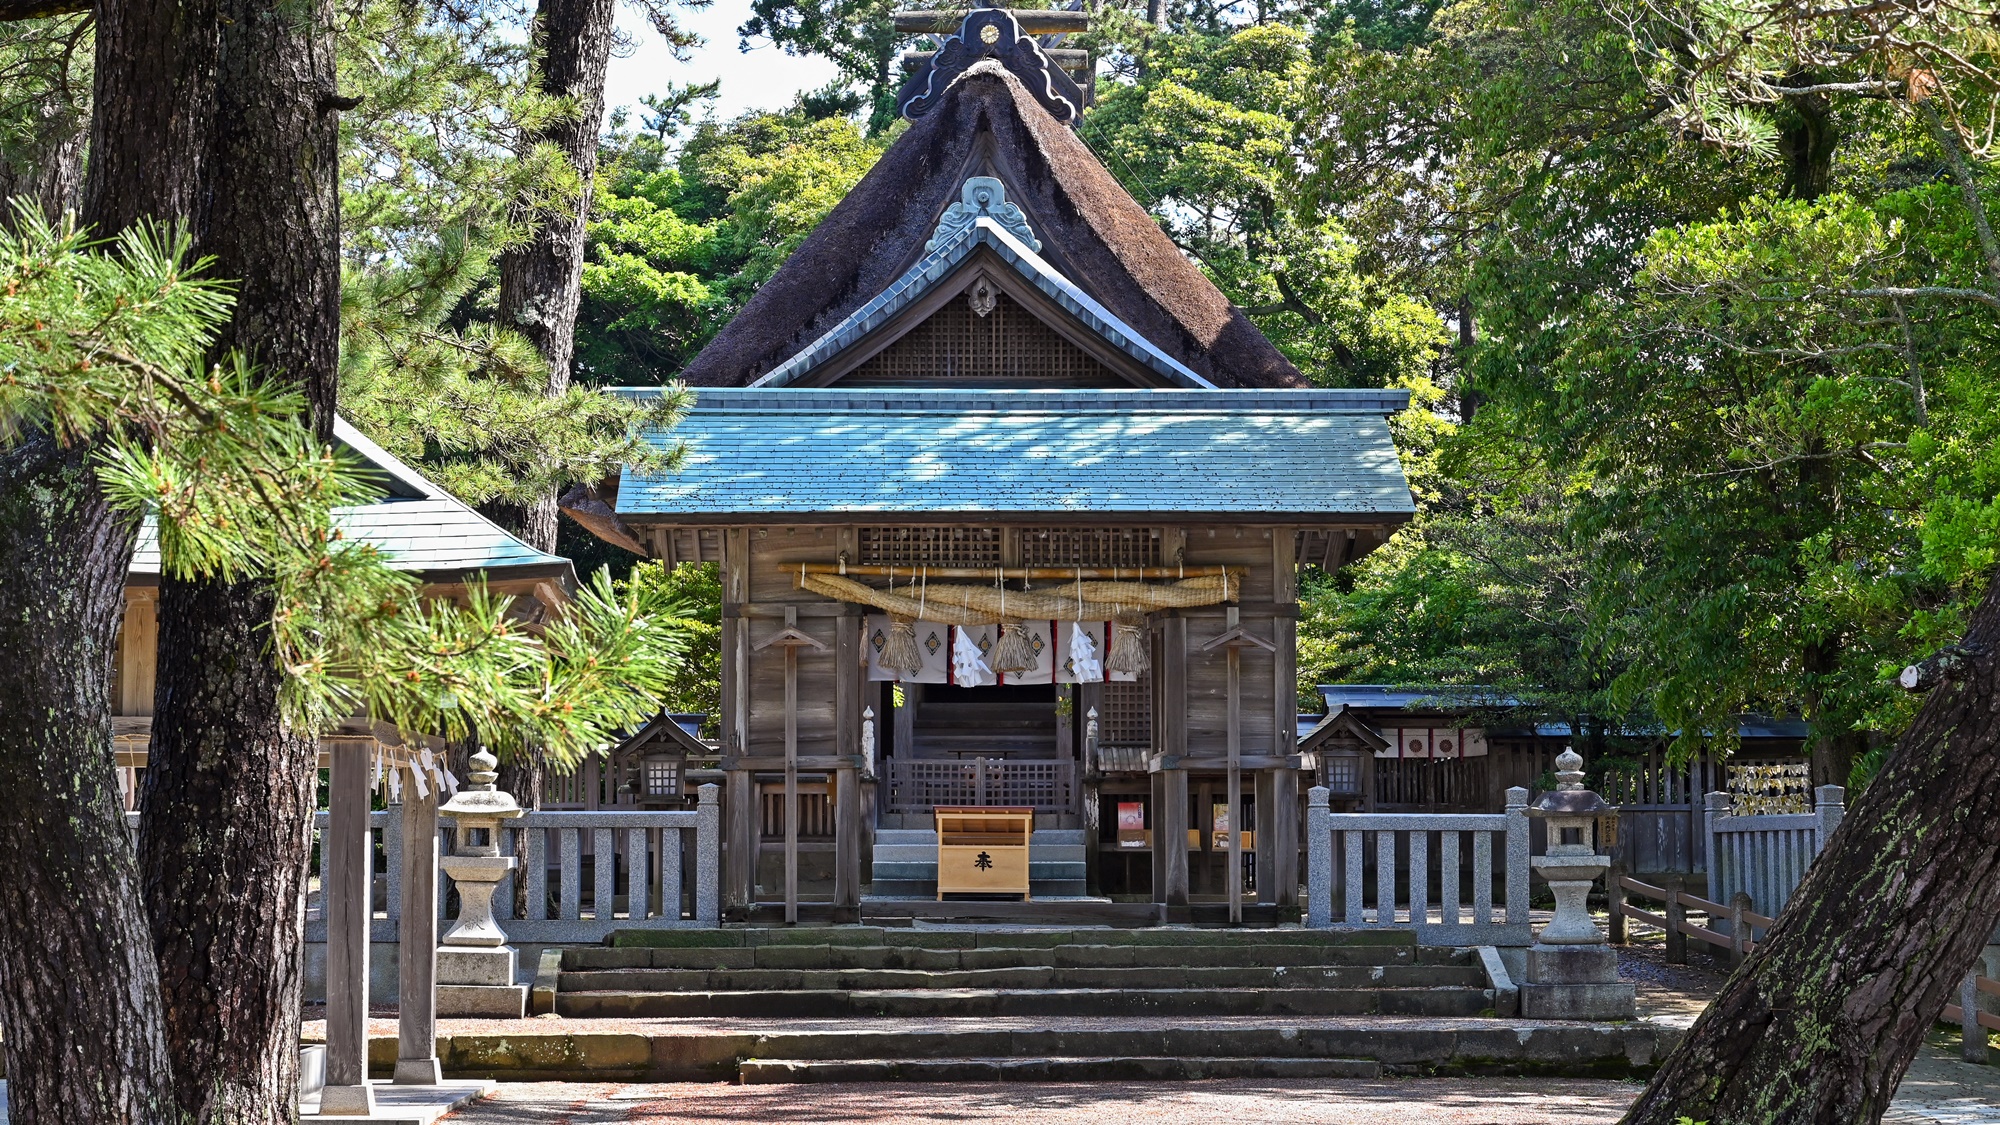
(566, 8, 1415, 922)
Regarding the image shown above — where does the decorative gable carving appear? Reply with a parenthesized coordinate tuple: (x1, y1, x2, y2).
(928, 176, 1041, 255)
(899, 11, 1086, 125)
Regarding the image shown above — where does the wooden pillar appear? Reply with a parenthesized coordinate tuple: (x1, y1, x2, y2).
(1079, 681, 1103, 894)
(783, 612, 800, 925)
(1271, 528, 1300, 907)
(1254, 769, 1276, 905)
(1270, 765, 1299, 907)
(322, 741, 376, 1115)
(394, 778, 441, 1085)
(1158, 766, 1189, 908)
(1224, 608, 1243, 926)
(835, 607, 863, 919)
(721, 528, 755, 917)
(725, 769, 755, 918)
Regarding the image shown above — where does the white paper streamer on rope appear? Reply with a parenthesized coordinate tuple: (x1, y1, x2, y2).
(407, 759, 429, 799)
(388, 768, 403, 804)
(1068, 621, 1103, 683)
(951, 625, 996, 687)
(441, 767, 460, 796)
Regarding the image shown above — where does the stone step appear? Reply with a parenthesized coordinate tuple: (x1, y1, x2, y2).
(556, 962, 1486, 991)
(553, 985, 1494, 1019)
(738, 1054, 1383, 1083)
(372, 1017, 1681, 1082)
(570, 943, 1441, 972)
(599, 925, 1424, 950)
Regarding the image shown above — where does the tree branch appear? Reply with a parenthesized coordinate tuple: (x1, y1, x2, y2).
(0, 0, 87, 20)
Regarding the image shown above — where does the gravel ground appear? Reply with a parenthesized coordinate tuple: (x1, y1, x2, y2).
(436, 1078, 1644, 1124)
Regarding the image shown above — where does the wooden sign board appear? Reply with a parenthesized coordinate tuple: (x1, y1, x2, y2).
(935, 806, 1033, 900)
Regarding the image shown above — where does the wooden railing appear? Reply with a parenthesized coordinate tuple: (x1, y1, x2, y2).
(1944, 972, 2000, 1063)
(1610, 875, 1771, 967)
(1305, 785, 1533, 946)
(884, 756, 1075, 812)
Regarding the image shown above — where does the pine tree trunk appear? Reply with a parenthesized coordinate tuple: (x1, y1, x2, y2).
(0, 437, 178, 1125)
(0, 0, 222, 1117)
(1623, 572, 2000, 1124)
(136, 0, 342, 1116)
(495, 0, 615, 554)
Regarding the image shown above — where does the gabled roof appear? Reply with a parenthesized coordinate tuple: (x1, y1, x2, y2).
(754, 217, 1213, 389)
(679, 64, 1307, 389)
(611, 387, 1414, 521)
(1301, 706, 1391, 755)
(130, 418, 574, 586)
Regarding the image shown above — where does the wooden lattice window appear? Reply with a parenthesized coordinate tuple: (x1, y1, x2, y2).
(859, 527, 1002, 568)
(1100, 677, 1152, 747)
(1021, 527, 1163, 568)
(843, 290, 1122, 386)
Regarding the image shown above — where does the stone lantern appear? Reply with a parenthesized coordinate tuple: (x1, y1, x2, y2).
(1521, 747, 1635, 1019)
(437, 747, 529, 1017)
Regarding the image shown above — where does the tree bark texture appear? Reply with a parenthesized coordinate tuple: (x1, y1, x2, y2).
(0, 2, 222, 1118)
(136, 0, 343, 1116)
(1623, 573, 2000, 1125)
(495, 0, 615, 553)
(0, 436, 178, 1125)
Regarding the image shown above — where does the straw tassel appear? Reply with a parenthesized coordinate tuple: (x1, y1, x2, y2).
(1106, 614, 1149, 676)
(882, 615, 924, 678)
(989, 621, 1036, 674)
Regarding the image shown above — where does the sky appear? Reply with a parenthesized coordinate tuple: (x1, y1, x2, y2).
(603, 0, 847, 126)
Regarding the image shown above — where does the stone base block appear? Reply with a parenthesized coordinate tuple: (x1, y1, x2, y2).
(392, 1056, 442, 1085)
(438, 983, 527, 1019)
(316, 1082, 377, 1115)
(439, 946, 517, 986)
(1520, 982, 1636, 1020)
(1525, 943, 1620, 985)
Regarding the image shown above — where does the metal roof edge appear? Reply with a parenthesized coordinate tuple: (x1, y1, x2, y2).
(747, 219, 1215, 390)
(616, 386, 1413, 415)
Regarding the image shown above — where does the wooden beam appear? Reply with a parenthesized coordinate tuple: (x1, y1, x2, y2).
(394, 782, 442, 1085)
(797, 563, 1245, 580)
(1149, 754, 1304, 772)
(1224, 607, 1242, 925)
(322, 742, 377, 1114)
(782, 606, 800, 925)
(892, 9, 1090, 33)
(835, 601, 862, 917)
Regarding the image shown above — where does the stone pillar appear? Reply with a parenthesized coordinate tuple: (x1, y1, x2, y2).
(437, 748, 529, 1018)
(1521, 748, 1635, 1020)
(394, 778, 442, 1085)
(1305, 785, 1331, 927)
(321, 741, 377, 1115)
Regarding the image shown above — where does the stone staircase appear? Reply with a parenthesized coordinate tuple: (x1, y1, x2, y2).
(519, 927, 1675, 1083)
(870, 829, 1088, 898)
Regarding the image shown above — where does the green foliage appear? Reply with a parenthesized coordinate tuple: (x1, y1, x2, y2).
(0, 213, 689, 765)
(624, 561, 722, 726)
(575, 110, 884, 383)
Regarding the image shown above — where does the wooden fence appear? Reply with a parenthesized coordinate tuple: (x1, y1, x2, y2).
(1305, 785, 1533, 946)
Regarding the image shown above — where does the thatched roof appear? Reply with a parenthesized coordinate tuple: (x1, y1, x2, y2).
(679, 63, 1307, 389)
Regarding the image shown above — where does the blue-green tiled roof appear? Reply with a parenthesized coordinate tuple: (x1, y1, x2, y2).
(614, 388, 1415, 519)
(130, 419, 573, 582)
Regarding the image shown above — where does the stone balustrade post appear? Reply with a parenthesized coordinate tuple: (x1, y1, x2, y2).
(696, 783, 721, 926)
(1305, 786, 1331, 928)
(1814, 785, 1846, 854)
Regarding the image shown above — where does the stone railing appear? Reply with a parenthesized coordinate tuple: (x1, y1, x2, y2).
(305, 784, 720, 943)
(1704, 785, 1844, 929)
(1305, 785, 1533, 946)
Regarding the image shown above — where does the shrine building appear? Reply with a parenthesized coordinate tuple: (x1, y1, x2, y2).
(566, 8, 1416, 923)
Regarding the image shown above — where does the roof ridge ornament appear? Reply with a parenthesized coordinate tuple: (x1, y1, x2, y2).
(927, 176, 1041, 255)
(898, 8, 1086, 125)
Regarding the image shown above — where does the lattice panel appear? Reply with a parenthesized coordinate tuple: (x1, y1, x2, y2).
(885, 758, 1075, 812)
(859, 526, 1002, 568)
(1020, 527, 1163, 568)
(846, 291, 1118, 385)
(1099, 678, 1152, 749)
(760, 791, 835, 838)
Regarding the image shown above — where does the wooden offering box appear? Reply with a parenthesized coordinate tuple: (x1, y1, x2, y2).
(934, 806, 1034, 900)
